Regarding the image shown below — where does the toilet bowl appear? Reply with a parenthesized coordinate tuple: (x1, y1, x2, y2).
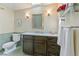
(2, 34, 20, 54)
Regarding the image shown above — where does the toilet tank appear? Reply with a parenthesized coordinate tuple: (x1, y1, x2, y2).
(12, 34, 20, 42)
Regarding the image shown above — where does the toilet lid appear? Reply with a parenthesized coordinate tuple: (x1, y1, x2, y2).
(3, 42, 15, 48)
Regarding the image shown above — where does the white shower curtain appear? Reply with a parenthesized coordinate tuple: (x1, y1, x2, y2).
(58, 27, 74, 56)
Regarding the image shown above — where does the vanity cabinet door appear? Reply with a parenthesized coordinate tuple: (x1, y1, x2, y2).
(23, 35, 33, 55)
(33, 36, 47, 56)
(47, 37, 60, 56)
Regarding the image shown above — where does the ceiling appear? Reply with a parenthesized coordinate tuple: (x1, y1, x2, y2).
(0, 3, 50, 10)
(0, 3, 32, 10)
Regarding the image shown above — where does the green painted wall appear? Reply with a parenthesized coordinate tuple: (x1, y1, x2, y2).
(0, 33, 13, 50)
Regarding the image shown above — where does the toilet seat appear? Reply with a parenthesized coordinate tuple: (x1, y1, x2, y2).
(2, 42, 15, 48)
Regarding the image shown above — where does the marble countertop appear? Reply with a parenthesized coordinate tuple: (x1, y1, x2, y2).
(22, 32, 58, 37)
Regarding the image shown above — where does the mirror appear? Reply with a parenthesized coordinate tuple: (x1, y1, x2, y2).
(32, 14, 43, 29)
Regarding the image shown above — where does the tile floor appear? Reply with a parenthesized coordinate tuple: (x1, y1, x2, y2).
(0, 46, 29, 56)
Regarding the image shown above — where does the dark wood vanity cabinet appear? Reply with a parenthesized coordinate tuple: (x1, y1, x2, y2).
(23, 35, 60, 56)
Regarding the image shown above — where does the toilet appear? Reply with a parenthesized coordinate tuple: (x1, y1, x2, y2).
(2, 34, 20, 54)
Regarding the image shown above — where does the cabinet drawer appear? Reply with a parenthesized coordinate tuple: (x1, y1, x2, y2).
(23, 35, 33, 39)
(48, 39, 57, 43)
(34, 36, 47, 40)
(48, 47, 58, 51)
(47, 42, 57, 46)
(34, 44, 45, 47)
(47, 37, 57, 43)
(48, 45, 57, 49)
(34, 39, 45, 42)
(34, 41, 46, 44)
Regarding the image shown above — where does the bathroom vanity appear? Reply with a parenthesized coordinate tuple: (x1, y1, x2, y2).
(22, 32, 60, 56)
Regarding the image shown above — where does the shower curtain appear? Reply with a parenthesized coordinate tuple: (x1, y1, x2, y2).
(58, 27, 75, 56)
(57, 14, 75, 56)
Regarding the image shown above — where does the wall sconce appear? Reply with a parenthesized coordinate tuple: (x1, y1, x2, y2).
(25, 13, 30, 20)
(48, 13, 50, 16)
(47, 10, 51, 16)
